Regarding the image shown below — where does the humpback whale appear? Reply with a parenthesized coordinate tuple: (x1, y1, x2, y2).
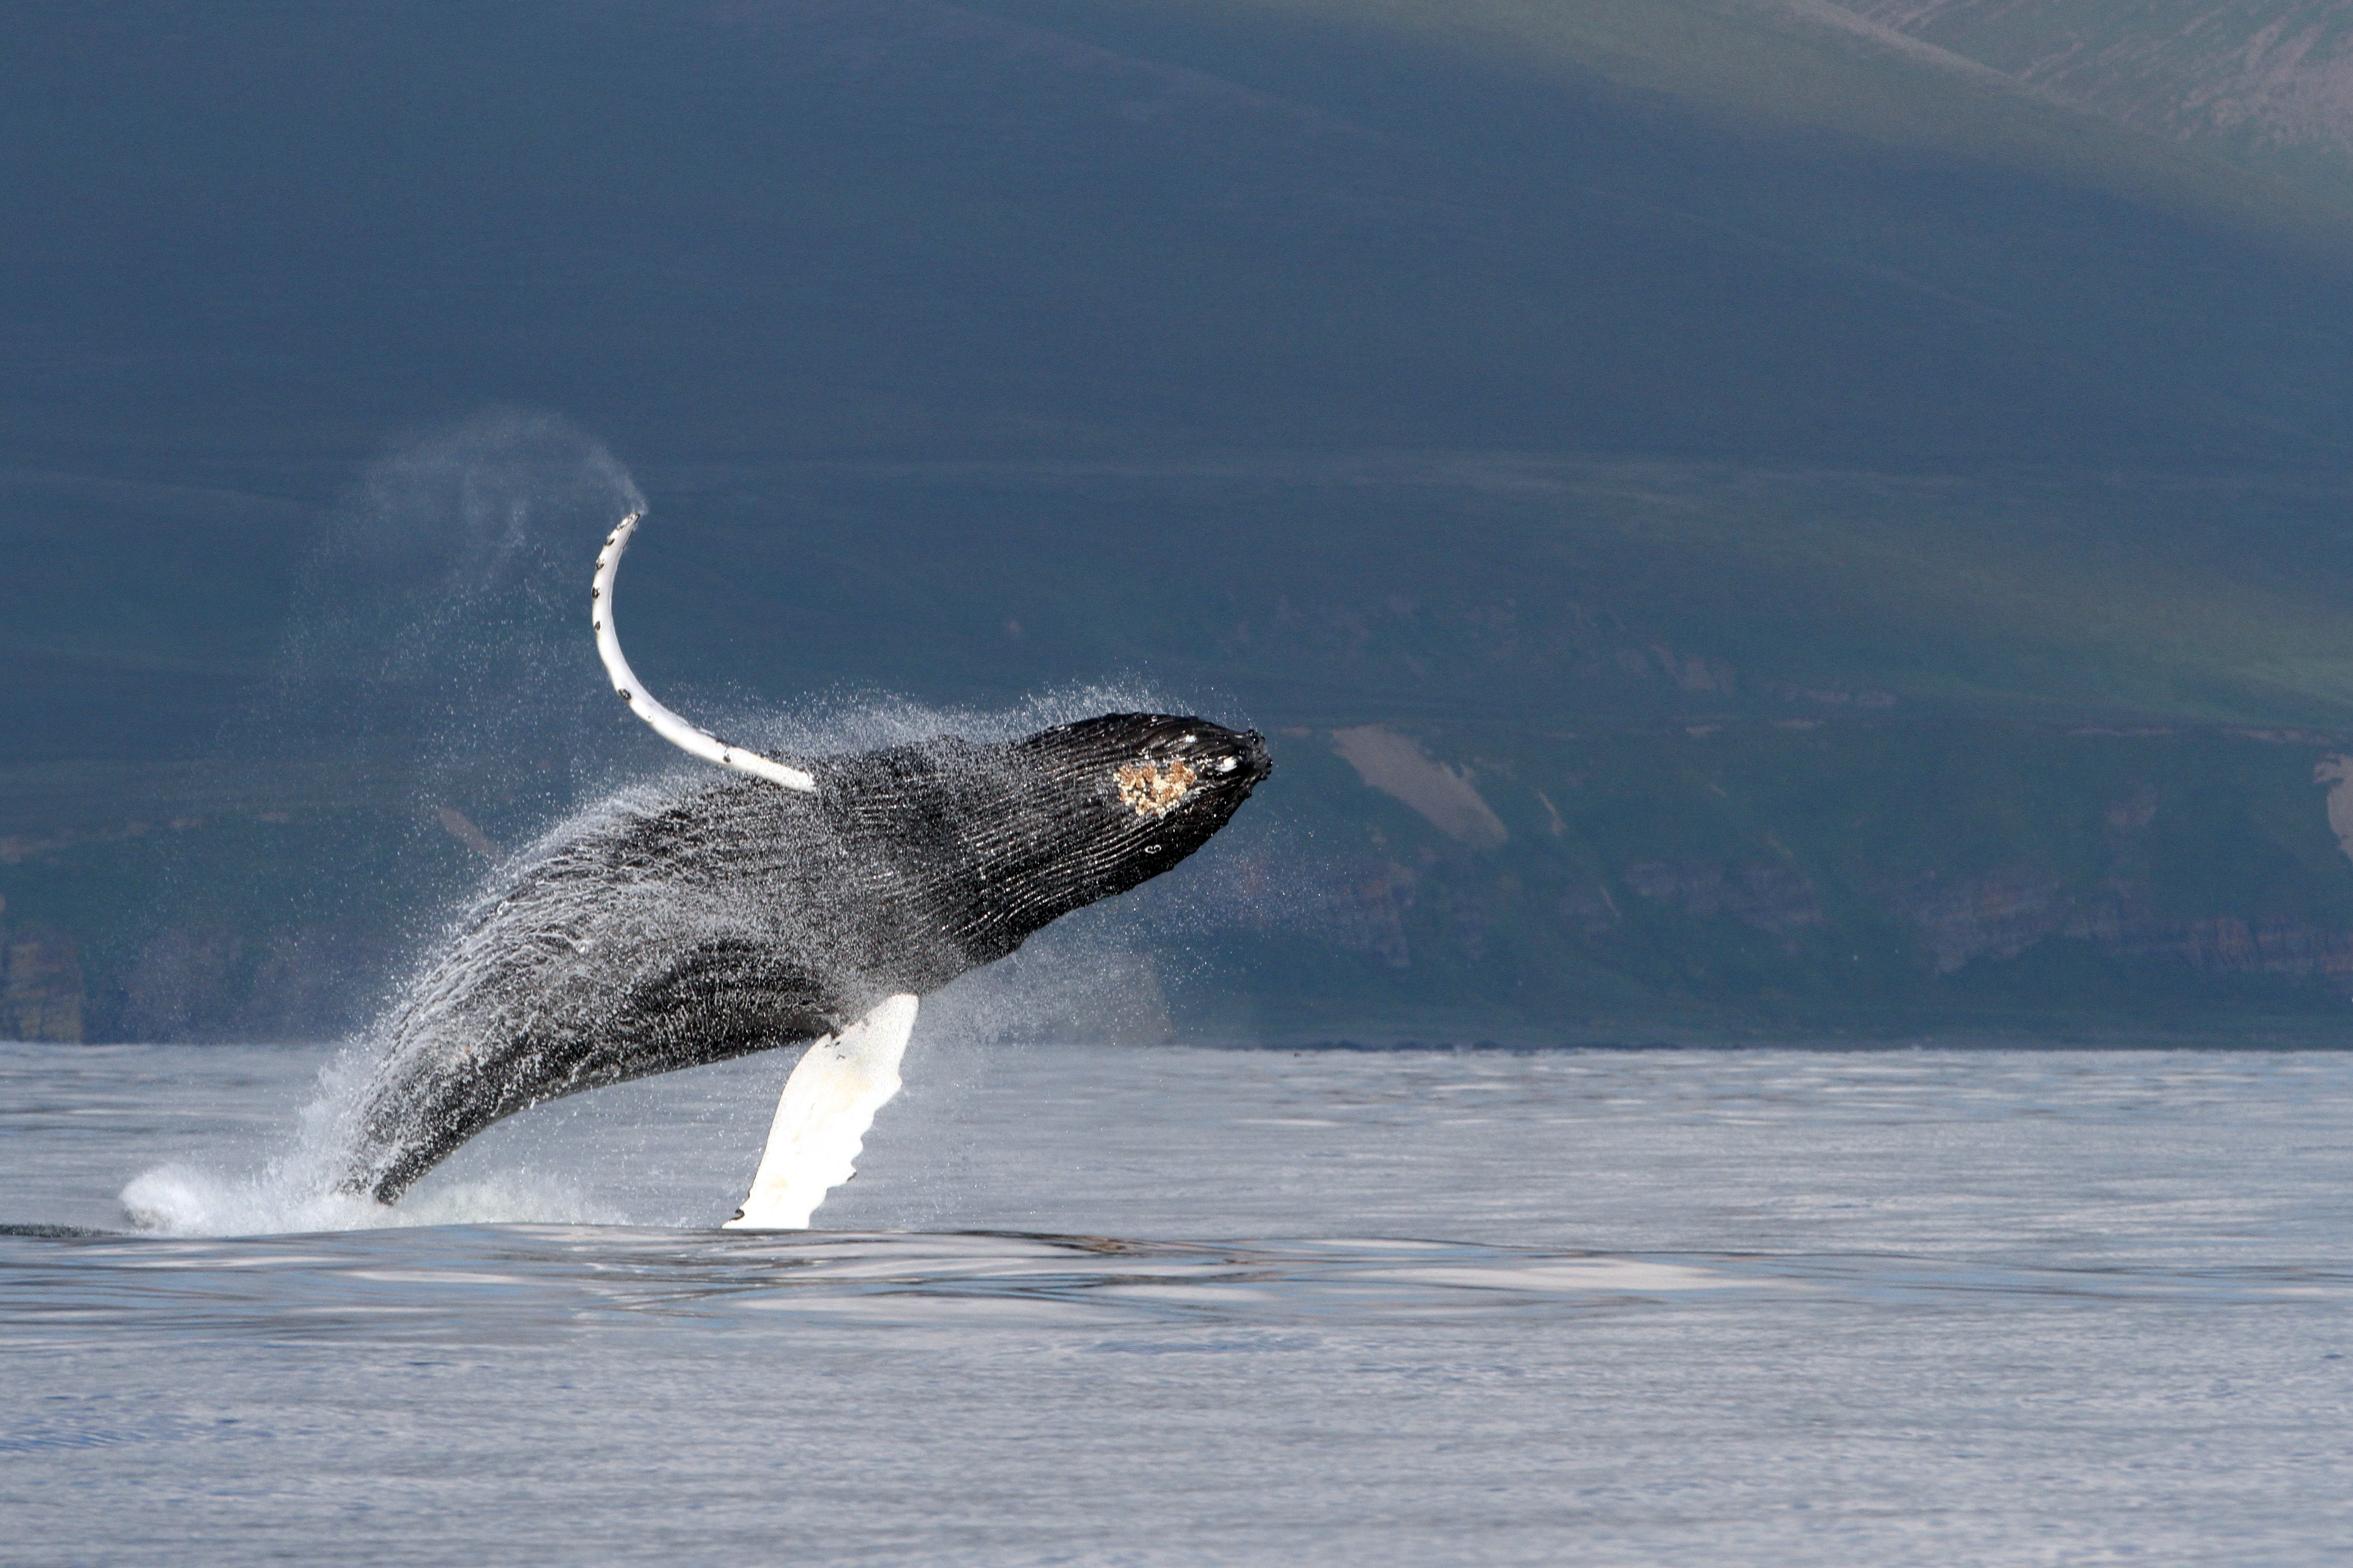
(335, 511, 1270, 1225)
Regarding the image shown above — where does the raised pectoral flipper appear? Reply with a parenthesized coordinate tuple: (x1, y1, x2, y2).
(594, 510, 817, 793)
(722, 994, 919, 1230)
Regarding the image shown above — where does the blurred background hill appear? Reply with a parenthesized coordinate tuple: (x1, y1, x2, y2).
(9, 0, 2353, 1042)
(1842, 0, 2353, 210)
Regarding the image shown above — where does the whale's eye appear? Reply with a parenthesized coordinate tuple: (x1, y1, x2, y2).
(1115, 758, 1197, 818)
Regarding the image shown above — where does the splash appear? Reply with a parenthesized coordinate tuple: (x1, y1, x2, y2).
(259, 409, 649, 813)
(119, 1044, 629, 1235)
(118, 1164, 626, 1236)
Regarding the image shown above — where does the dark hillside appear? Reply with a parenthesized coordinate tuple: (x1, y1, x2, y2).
(7, 0, 2351, 470)
(7, 1, 2353, 1040)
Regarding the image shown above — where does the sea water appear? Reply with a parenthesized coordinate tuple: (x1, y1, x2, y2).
(4, 1040, 2351, 1565)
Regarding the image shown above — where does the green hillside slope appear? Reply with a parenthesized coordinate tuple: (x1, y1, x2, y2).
(1020, 0, 2352, 246)
(1839, 0, 2353, 211)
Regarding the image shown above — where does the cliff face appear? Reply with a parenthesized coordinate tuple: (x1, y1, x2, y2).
(0, 927, 84, 1042)
(1143, 719, 2353, 1039)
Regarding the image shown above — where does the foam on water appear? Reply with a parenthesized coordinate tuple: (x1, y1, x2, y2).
(116, 1164, 626, 1236)
(112, 989, 663, 1235)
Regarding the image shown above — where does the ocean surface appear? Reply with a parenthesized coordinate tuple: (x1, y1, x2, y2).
(4, 1038, 2350, 1565)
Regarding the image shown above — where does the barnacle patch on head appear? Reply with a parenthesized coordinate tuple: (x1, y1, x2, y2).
(1115, 758, 1198, 818)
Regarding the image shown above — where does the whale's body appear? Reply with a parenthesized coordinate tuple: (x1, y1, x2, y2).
(340, 713, 1270, 1206)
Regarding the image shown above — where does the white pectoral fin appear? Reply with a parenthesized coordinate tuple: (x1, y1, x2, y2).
(593, 510, 817, 793)
(722, 994, 919, 1231)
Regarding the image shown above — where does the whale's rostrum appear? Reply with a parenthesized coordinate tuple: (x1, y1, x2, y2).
(333, 511, 1270, 1224)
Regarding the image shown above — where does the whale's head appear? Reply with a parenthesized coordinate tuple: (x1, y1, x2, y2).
(918, 712, 1270, 965)
(1034, 709, 1271, 854)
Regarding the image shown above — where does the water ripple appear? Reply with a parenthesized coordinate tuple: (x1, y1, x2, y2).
(4, 1225, 2343, 1345)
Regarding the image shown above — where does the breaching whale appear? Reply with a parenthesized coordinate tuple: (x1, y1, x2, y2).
(334, 511, 1270, 1225)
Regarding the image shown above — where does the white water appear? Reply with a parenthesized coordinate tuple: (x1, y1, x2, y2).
(6, 1039, 2353, 1565)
